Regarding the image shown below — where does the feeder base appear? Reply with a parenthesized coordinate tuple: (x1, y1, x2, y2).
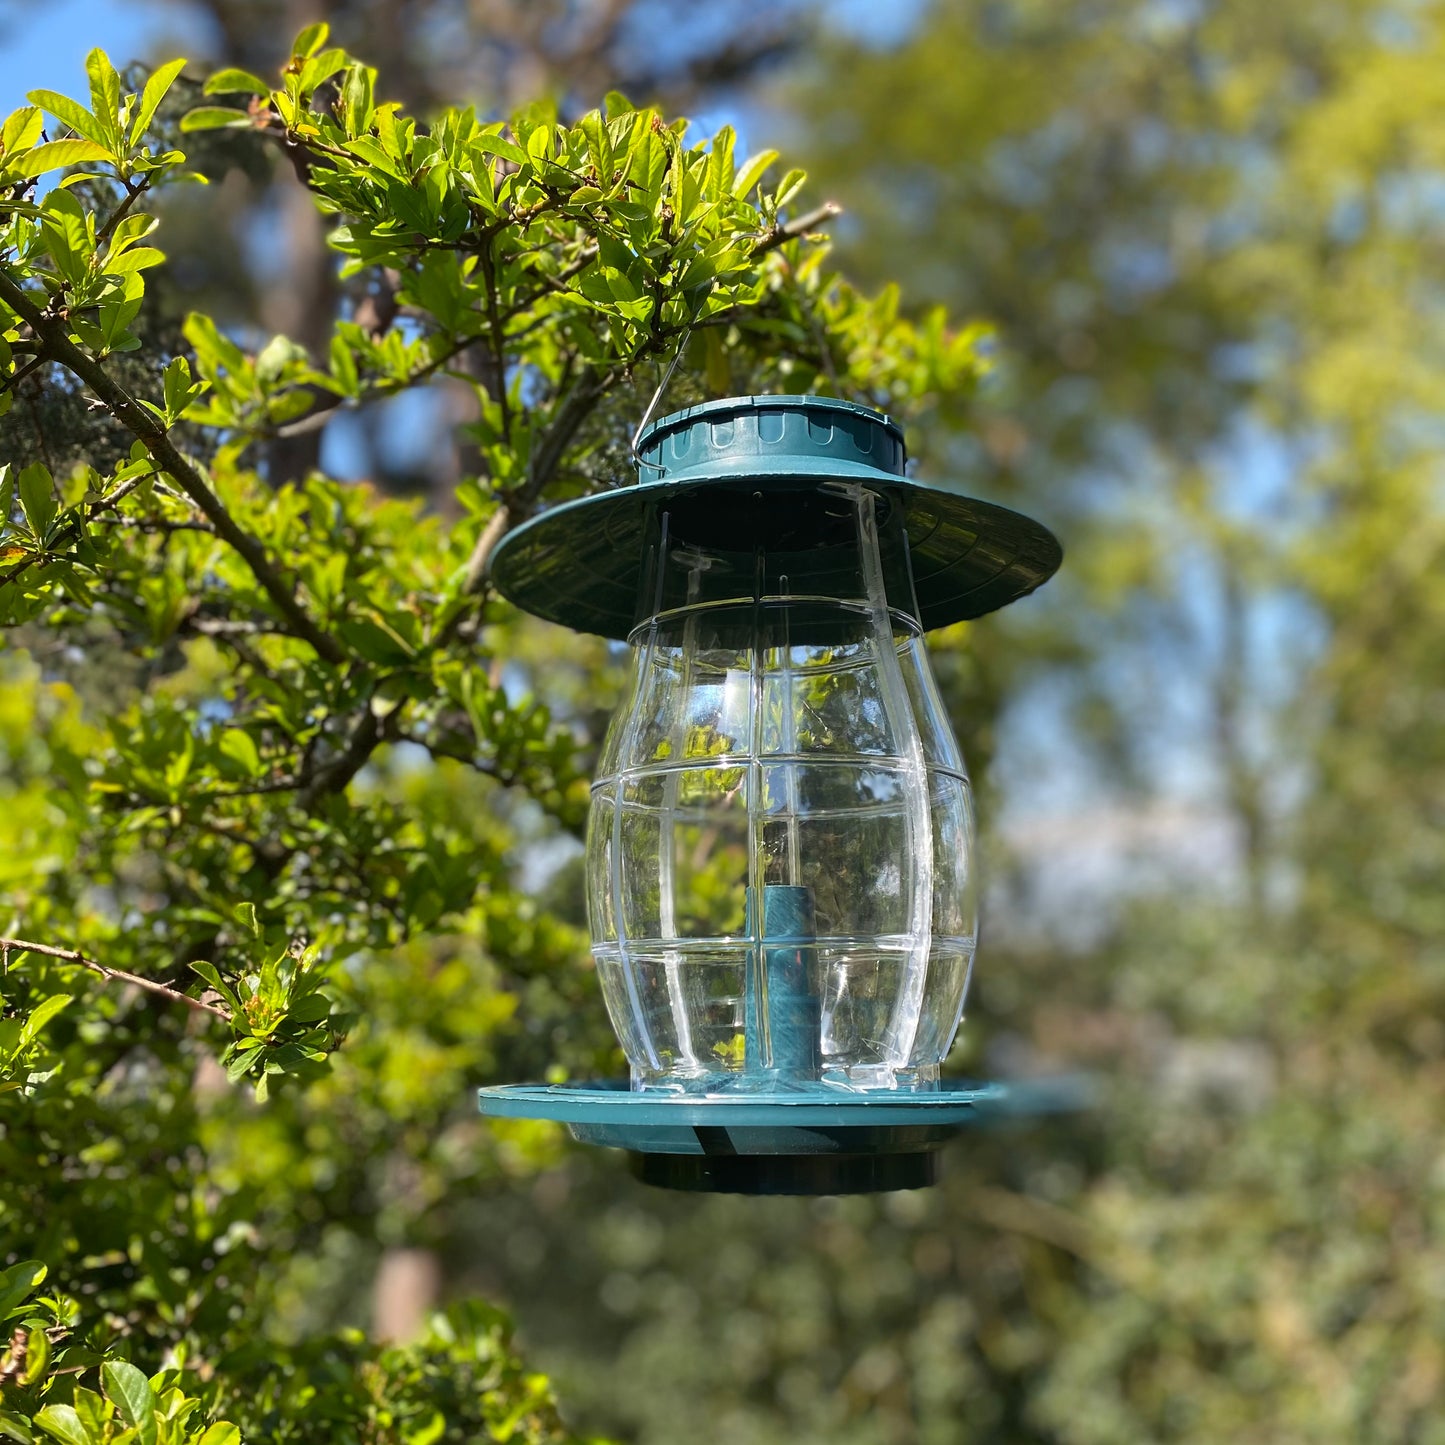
(476, 1077, 1088, 1196)
(628, 1148, 938, 1195)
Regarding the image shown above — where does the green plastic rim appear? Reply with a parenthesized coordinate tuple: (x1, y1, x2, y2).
(475, 1077, 1091, 1194)
(476, 1077, 1004, 1132)
(488, 394, 1062, 639)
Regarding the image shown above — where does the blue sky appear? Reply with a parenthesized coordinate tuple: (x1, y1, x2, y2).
(0, 0, 928, 118)
(0, 0, 216, 116)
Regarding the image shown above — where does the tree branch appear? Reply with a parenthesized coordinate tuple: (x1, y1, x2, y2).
(295, 704, 392, 811)
(0, 353, 48, 396)
(446, 206, 842, 606)
(395, 731, 520, 787)
(458, 501, 515, 600)
(455, 365, 609, 602)
(95, 176, 150, 246)
(753, 201, 843, 257)
(1, 936, 231, 1021)
(0, 268, 345, 665)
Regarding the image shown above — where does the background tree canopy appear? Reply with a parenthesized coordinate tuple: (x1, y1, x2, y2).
(2, 2, 1441, 1443)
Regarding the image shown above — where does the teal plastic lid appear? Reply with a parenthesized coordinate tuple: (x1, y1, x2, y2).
(489, 394, 1061, 639)
(636, 393, 906, 484)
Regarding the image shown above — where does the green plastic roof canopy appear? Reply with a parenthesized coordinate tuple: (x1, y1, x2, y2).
(488, 394, 1062, 638)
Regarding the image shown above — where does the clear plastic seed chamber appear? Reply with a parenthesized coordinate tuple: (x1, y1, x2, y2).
(478, 395, 1062, 1192)
(588, 480, 976, 1093)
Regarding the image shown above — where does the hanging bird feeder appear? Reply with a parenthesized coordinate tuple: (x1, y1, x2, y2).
(477, 394, 1062, 1194)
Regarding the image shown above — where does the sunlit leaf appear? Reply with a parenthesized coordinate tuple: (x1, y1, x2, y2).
(20, 138, 113, 176)
(178, 108, 252, 133)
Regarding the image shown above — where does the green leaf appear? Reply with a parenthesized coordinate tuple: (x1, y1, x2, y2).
(18, 993, 72, 1051)
(328, 333, 359, 398)
(160, 355, 205, 421)
(178, 108, 252, 133)
(20, 139, 113, 176)
(101, 1360, 157, 1445)
(733, 148, 778, 199)
(774, 167, 807, 209)
(182, 313, 248, 375)
(0, 1407, 36, 1444)
(2, 105, 44, 156)
(255, 334, 306, 384)
(188, 961, 241, 1015)
(292, 21, 330, 59)
(340, 64, 375, 135)
(404, 1414, 445, 1445)
(300, 48, 349, 92)
(31, 1407, 91, 1445)
(233, 901, 261, 938)
(202, 68, 269, 98)
(474, 131, 529, 167)
(17, 463, 56, 538)
(25, 90, 110, 149)
(84, 49, 122, 148)
(336, 618, 414, 665)
(106, 212, 159, 254)
(38, 188, 94, 283)
(130, 58, 188, 143)
(163, 731, 194, 790)
(90, 271, 146, 354)
(195, 1427, 241, 1445)
(0, 1260, 46, 1317)
(102, 246, 165, 275)
(22, 1323, 49, 1385)
(288, 993, 330, 1023)
(218, 728, 261, 775)
(224, 1041, 260, 1078)
(68, 1394, 103, 1445)
(343, 135, 406, 181)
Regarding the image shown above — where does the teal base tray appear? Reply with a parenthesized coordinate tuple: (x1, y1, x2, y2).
(477, 1078, 1083, 1195)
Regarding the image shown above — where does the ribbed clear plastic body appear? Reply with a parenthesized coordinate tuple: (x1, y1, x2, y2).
(585, 484, 977, 1093)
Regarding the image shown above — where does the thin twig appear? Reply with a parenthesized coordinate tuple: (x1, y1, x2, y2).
(525, 244, 599, 302)
(269, 331, 482, 440)
(962, 1185, 1095, 1260)
(0, 268, 345, 665)
(457, 499, 516, 601)
(296, 703, 388, 811)
(480, 243, 512, 441)
(395, 731, 518, 786)
(807, 301, 844, 397)
(95, 176, 150, 246)
(1, 936, 231, 1021)
(0, 353, 47, 395)
(184, 616, 280, 637)
(752, 201, 843, 257)
(91, 516, 216, 535)
(90, 468, 158, 514)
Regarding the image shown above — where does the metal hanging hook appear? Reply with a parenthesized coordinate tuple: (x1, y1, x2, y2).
(629, 329, 692, 481)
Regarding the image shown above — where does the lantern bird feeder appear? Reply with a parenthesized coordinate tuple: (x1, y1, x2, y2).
(478, 395, 1062, 1194)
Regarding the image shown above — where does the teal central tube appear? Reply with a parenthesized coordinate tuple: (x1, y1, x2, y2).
(744, 885, 821, 1080)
